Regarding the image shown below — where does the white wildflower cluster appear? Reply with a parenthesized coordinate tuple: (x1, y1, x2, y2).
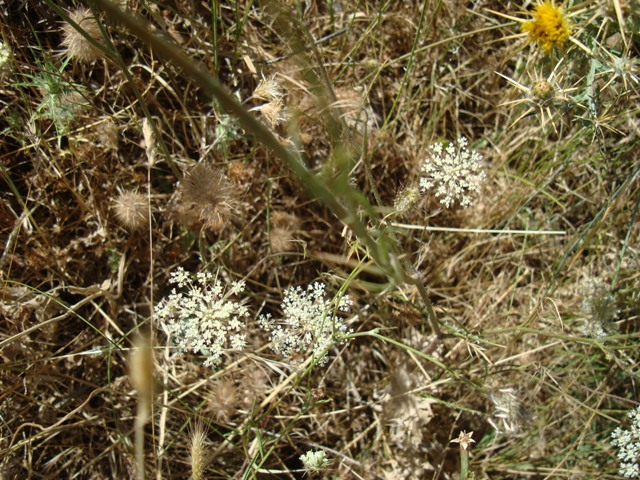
(611, 406, 640, 478)
(420, 136, 486, 208)
(155, 267, 248, 368)
(259, 283, 352, 366)
(300, 449, 331, 473)
(0, 40, 11, 72)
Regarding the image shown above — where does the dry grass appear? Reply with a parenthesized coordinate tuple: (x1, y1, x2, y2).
(1, 1, 639, 479)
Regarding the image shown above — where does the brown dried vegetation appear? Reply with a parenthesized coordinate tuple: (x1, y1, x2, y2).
(1, 1, 639, 479)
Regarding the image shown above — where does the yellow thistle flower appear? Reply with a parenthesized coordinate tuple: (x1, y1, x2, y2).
(521, 1, 571, 53)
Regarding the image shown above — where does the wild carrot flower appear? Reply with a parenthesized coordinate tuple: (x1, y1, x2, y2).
(611, 406, 640, 478)
(155, 267, 249, 368)
(258, 283, 352, 366)
(521, 1, 572, 53)
(420, 136, 486, 209)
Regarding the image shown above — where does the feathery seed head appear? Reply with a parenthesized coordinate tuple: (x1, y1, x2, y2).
(207, 378, 239, 422)
(270, 211, 301, 253)
(189, 421, 208, 480)
(394, 186, 421, 214)
(176, 163, 238, 232)
(252, 75, 284, 102)
(61, 8, 103, 63)
(579, 277, 617, 338)
(251, 97, 289, 129)
(113, 191, 150, 231)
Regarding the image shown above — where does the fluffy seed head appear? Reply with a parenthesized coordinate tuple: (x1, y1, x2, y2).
(207, 378, 239, 422)
(61, 8, 103, 63)
(521, 1, 572, 53)
(113, 191, 150, 231)
(270, 211, 300, 253)
(252, 98, 289, 129)
(252, 75, 284, 102)
(175, 163, 238, 232)
(394, 186, 421, 214)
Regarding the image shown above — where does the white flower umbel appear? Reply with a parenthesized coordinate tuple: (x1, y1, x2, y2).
(300, 449, 331, 474)
(259, 283, 352, 366)
(420, 136, 486, 208)
(155, 267, 248, 368)
(611, 406, 640, 478)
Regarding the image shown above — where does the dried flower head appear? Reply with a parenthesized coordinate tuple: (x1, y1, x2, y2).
(419, 136, 486, 209)
(113, 191, 150, 230)
(258, 283, 352, 366)
(270, 211, 300, 253)
(251, 75, 284, 102)
(521, 1, 572, 53)
(176, 163, 238, 232)
(155, 267, 249, 368)
(207, 378, 239, 422)
(451, 430, 475, 451)
(61, 8, 104, 63)
(611, 406, 640, 478)
(251, 97, 289, 129)
(393, 186, 421, 214)
(489, 387, 524, 434)
(94, 118, 119, 152)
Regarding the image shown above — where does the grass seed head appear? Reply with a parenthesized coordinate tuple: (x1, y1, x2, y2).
(207, 378, 239, 422)
(113, 191, 150, 231)
(61, 8, 104, 63)
(176, 163, 238, 232)
(270, 211, 300, 253)
(189, 421, 208, 480)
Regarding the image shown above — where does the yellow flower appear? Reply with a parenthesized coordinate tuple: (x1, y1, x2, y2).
(521, 1, 571, 53)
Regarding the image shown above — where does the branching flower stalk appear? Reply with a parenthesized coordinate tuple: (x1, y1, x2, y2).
(91, 0, 444, 339)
